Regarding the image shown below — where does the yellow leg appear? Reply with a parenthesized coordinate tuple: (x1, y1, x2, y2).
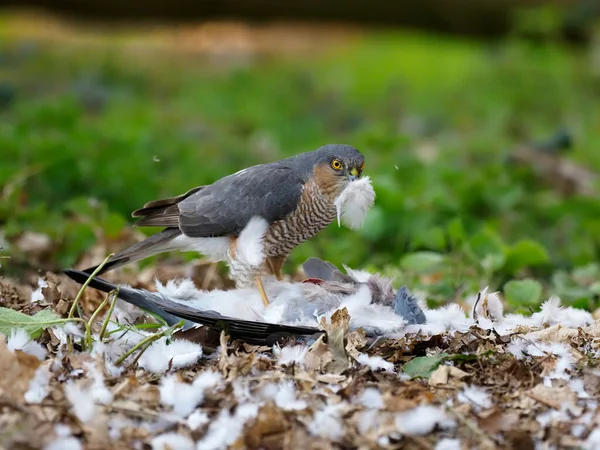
(256, 275, 270, 307)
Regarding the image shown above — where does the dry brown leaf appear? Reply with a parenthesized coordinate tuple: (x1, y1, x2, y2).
(345, 328, 367, 359)
(526, 384, 576, 410)
(0, 336, 40, 402)
(242, 402, 288, 449)
(304, 335, 334, 373)
(478, 408, 520, 434)
(317, 308, 350, 375)
(429, 365, 450, 386)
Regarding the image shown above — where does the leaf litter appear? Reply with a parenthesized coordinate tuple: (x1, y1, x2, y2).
(1, 264, 600, 450)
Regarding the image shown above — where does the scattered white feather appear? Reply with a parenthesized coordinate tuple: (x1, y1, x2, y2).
(356, 353, 394, 372)
(195, 403, 259, 450)
(187, 410, 210, 430)
(583, 428, 600, 449)
(261, 381, 308, 411)
(525, 342, 574, 380)
(51, 322, 85, 347)
(151, 433, 195, 450)
(343, 266, 373, 283)
(531, 296, 593, 328)
(354, 387, 384, 409)
(273, 344, 308, 367)
(64, 363, 113, 424)
(569, 378, 590, 399)
(24, 364, 50, 404)
(417, 304, 472, 335)
(156, 278, 200, 301)
(334, 176, 376, 229)
(236, 216, 269, 266)
(395, 405, 455, 436)
(473, 287, 504, 322)
(507, 337, 528, 360)
(31, 277, 48, 303)
(137, 337, 203, 373)
(307, 403, 346, 440)
(435, 438, 462, 450)
(7, 328, 46, 360)
(44, 437, 82, 450)
(457, 385, 493, 411)
(159, 370, 222, 418)
(64, 382, 97, 424)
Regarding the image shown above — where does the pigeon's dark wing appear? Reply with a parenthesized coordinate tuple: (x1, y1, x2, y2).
(133, 165, 305, 238)
(302, 257, 356, 284)
(64, 269, 323, 345)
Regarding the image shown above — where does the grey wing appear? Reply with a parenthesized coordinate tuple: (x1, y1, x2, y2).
(177, 166, 304, 238)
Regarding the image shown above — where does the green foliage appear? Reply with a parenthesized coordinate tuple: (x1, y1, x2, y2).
(0, 307, 62, 338)
(402, 353, 449, 379)
(504, 279, 543, 310)
(1, 19, 600, 311)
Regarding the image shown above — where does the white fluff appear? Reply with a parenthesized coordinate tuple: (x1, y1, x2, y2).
(31, 278, 48, 303)
(273, 344, 309, 367)
(354, 387, 385, 409)
(334, 177, 376, 229)
(159, 370, 222, 418)
(260, 381, 308, 411)
(584, 428, 600, 450)
(531, 297, 593, 329)
(64, 363, 113, 424)
(457, 385, 493, 411)
(307, 403, 346, 440)
(196, 403, 259, 450)
(7, 328, 47, 360)
(137, 337, 203, 373)
(44, 437, 82, 450)
(395, 405, 455, 436)
(412, 304, 472, 335)
(435, 438, 462, 450)
(356, 353, 395, 372)
(473, 287, 504, 321)
(187, 410, 210, 430)
(171, 234, 230, 262)
(24, 364, 50, 404)
(236, 216, 269, 267)
(151, 433, 195, 450)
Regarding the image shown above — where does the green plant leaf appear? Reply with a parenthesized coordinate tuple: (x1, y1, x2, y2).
(504, 279, 543, 308)
(0, 307, 63, 339)
(400, 251, 444, 273)
(402, 353, 449, 378)
(504, 239, 549, 274)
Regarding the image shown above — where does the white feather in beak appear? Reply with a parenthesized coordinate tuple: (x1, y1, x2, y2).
(334, 176, 376, 229)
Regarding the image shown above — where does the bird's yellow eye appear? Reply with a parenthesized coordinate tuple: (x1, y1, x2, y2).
(359, 162, 364, 171)
(331, 159, 343, 171)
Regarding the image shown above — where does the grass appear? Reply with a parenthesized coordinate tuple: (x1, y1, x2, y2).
(1, 13, 599, 311)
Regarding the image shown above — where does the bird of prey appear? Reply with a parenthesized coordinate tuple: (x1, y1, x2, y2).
(64, 257, 425, 345)
(82, 144, 372, 307)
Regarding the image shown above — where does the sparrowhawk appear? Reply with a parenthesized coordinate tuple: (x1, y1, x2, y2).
(82, 144, 373, 306)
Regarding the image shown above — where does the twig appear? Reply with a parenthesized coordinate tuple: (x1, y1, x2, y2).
(115, 321, 184, 367)
(67, 253, 113, 351)
(99, 287, 119, 341)
(68, 253, 114, 319)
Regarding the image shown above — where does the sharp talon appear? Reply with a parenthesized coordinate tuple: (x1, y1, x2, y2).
(256, 276, 270, 307)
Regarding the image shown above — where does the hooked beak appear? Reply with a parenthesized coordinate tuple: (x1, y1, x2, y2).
(348, 167, 359, 181)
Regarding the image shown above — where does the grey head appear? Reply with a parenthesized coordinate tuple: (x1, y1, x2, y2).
(286, 144, 365, 182)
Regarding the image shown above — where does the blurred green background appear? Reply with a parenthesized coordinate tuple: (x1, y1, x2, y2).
(1, 7, 599, 311)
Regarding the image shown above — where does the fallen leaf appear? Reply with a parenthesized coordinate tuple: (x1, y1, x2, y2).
(403, 353, 449, 379)
(0, 335, 40, 402)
